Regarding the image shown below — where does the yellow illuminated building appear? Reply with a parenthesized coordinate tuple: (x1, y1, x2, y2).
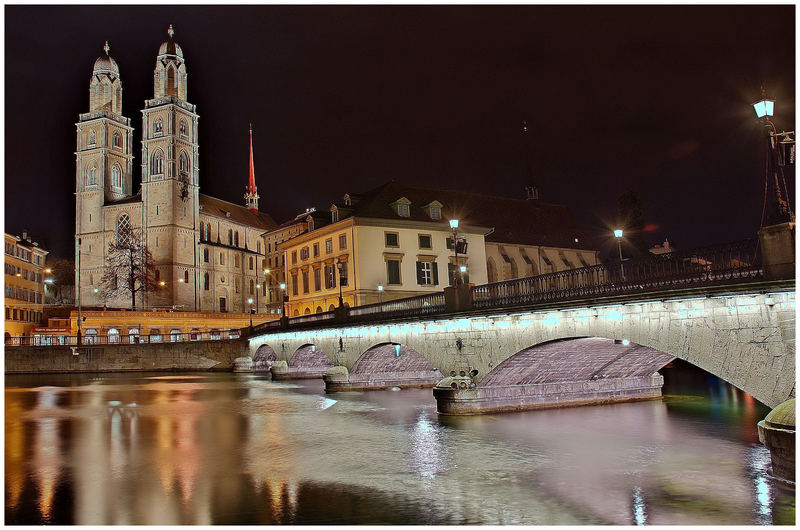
(5, 232, 49, 339)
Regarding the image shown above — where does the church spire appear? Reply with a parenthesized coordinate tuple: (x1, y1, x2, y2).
(244, 123, 260, 212)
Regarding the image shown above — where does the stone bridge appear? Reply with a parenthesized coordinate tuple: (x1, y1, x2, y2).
(248, 281, 795, 410)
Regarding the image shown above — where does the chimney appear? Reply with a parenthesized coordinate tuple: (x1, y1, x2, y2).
(525, 186, 539, 200)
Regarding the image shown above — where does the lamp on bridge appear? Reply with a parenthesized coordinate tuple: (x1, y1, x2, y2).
(614, 229, 625, 281)
(280, 282, 287, 316)
(248, 298, 254, 327)
(752, 86, 794, 225)
(336, 261, 344, 308)
(449, 218, 460, 286)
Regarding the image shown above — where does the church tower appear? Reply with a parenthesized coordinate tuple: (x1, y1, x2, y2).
(140, 25, 200, 308)
(75, 42, 134, 302)
(244, 124, 260, 212)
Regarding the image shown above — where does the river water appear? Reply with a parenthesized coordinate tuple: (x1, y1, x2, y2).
(5, 361, 795, 525)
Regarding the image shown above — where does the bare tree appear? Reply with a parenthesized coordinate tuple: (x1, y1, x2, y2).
(44, 256, 75, 305)
(99, 224, 157, 309)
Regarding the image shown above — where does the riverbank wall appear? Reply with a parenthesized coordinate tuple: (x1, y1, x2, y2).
(4, 339, 250, 373)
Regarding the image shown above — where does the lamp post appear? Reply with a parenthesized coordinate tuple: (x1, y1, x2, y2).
(280, 282, 287, 317)
(614, 229, 625, 281)
(449, 218, 460, 286)
(336, 261, 344, 307)
(255, 283, 261, 313)
(248, 298, 254, 327)
(753, 88, 794, 224)
(459, 264, 467, 285)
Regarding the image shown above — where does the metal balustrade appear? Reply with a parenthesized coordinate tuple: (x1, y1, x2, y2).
(349, 292, 446, 321)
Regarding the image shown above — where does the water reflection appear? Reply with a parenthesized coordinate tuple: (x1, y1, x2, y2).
(4, 366, 795, 525)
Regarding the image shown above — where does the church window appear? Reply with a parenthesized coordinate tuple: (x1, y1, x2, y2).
(249, 280, 254, 295)
(228, 229, 233, 245)
(249, 256, 254, 270)
(184, 270, 189, 283)
(234, 232, 240, 247)
(155, 237, 159, 247)
(203, 248, 209, 262)
(151, 150, 164, 176)
(234, 255, 240, 268)
(204, 273, 209, 290)
(89, 274, 94, 285)
(116, 214, 131, 244)
(111, 164, 123, 189)
(179, 119, 188, 138)
(113, 132, 122, 149)
(179, 151, 190, 177)
(235, 278, 240, 294)
(257, 241, 261, 254)
(156, 205, 159, 215)
(88, 130, 96, 146)
(85, 163, 98, 188)
(89, 214, 92, 222)
(153, 118, 163, 135)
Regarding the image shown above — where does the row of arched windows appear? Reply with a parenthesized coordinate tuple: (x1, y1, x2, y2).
(149, 149, 190, 178)
(87, 131, 123, 148)
(83, 162, 124, 190)
(152, 117, 189, 138)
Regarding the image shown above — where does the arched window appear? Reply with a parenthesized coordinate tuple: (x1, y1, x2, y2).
(113, 132, 122, 148)
(206, 223, 211, 241)
(151, 150, 164, 176)
(88, 130, 96, 146)
(108, 328, 120, 344)
(249, 280, 254, 295)
(179, 151, 190, 176)
(257, 241, 261, 254)
(85, 163, 98, 187)
(249, 256, 254, 270)
(153, 118, 163, 135)
(179, 119, 188, 137)
(234, 232, 239, 247)
(228, 229, 233, 245)
(111, 164, 123, 189)
(184, 270, 189, 283)
(116, 213, 130, 243)
(203, 273, 209, 290)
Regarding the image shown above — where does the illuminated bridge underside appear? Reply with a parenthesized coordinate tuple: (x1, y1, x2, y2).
(249, 289, 795, 409)
(252, 345, 277, 371)
(325, 343, 444, 392)
(433, 338, 676, 415)
(272, 344, 334, 380)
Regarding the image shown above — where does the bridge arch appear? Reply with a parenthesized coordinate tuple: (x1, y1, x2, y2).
(289, 344, 334, 370)
(479, 337, 674, 387)
(252, 344, 278, 372)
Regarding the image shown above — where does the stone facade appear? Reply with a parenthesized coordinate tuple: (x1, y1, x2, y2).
(4, 233, 49, 338)
(249, 285, 796, 408)
(75, 28, 276, 314)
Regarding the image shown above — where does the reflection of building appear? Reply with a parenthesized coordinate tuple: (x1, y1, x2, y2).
(5, 232, 48, 338)
(277, 182, 598, 315)
(75, 27, 276, 314)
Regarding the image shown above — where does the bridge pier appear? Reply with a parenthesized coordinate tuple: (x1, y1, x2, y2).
(433, 372, 666, 415)
(758, 398, 795, 483)
(323, 365, 441, 392)
(269, 360, 329, 380)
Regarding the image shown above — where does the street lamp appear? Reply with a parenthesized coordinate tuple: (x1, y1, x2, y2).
(614, 229, 625, 281)
(248, 298, 254, 327)
(336, 261, 344, 307)
(459, 264, 467, 284)
(280, 282, 287, 316)
(752, 87, 794, 224)
(255, 284, 261, 313)
(449, 218, 460, 286)
(377, 283, 383, 305)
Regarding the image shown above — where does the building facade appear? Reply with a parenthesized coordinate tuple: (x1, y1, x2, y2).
(5, 232, 49, 338)
(75, 27, 276, 313)
(276, 182, 599, 315)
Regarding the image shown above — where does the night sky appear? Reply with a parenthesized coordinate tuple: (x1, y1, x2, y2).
(4, 5, 795, 259)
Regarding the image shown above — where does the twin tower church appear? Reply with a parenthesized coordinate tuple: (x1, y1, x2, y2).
(75, 26, 277, 313)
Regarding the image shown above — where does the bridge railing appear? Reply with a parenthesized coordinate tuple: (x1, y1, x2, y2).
(348, 291, 446, 321)
(472, 238, 762, 309)
(4, 329, 243, 347)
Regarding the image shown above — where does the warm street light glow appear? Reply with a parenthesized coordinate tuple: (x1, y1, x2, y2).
(753, 97, 775, 119)
(280, 283, 286, 290)
(377, 284, 383, 291)
(614, 229, 623, 238)
(248, 298, 253, 304)
(159, 281, 166, 286)
(449, 219, 459, 229)
(93, 288, 99, 293)
(178, 278, 184, 283)
(264, 269, 270, 274)
(44, 268, 52, 273)
(15, 273, 21, 277)
(459, 265, 467, 273)
(45, 279, 54, 284)
(256, 283, 261, 288)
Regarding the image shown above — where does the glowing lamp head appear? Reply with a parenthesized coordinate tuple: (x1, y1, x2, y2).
(178, 278, 184, 283)
(614, 229, 623, 238)
(264, 269, 270, 274)
(159, 281, 166, 286)
(622, 339, 630, 346)
(377, 284, 383, 291)
(45, 279, 54, 284)
(93, 288, 99, 293)
(280, 283, 286, 290)
(459, 265, 467, 273)
(45, 268, 52, 274)
(256, 284, 261, 289)
(449, 219, 459, 229)
(248, 298, 253, 304)
(753, 98, 775, 119)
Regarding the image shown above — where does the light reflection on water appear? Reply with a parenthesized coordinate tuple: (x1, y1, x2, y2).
(4, 368, 795, 525)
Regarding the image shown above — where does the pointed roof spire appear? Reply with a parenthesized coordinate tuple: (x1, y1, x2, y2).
(168, 24, 175, 38)
(103, 41, 110, 55)
(244, 123, 260, 213)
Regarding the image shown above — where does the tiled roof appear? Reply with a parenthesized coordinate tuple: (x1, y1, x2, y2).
(199, 194, 276, 230)
(342, 181, 591, 249)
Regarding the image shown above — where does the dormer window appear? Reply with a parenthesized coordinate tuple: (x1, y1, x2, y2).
(344, 194, 352, 206)
(424, 201, 443, 220)
(307, 216, 314, 232)
(331, 206, 339, 223)
(391, 197, 412, 218)
(430, 207, 441, 220)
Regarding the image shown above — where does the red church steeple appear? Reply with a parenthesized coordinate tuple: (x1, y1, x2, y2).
(244, 123, 259, 212)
